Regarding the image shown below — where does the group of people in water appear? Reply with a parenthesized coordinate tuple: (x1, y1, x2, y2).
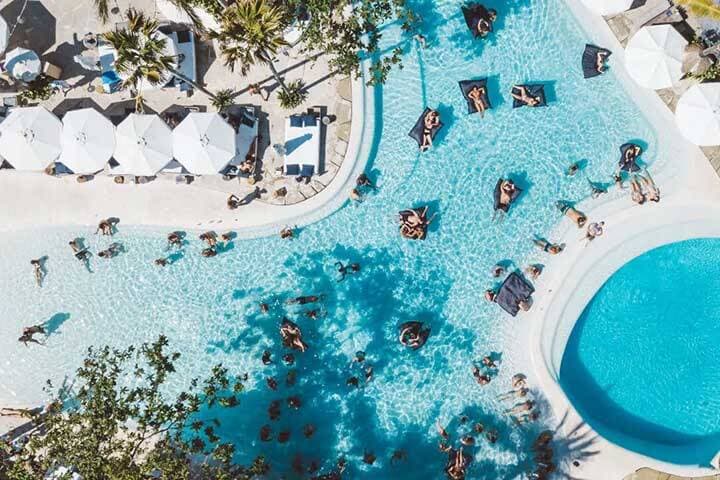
(435, 411, 502, 480)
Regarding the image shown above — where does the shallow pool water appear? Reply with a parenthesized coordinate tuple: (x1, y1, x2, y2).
(560, 238, 720, 465)
(0, 0, 660, 477)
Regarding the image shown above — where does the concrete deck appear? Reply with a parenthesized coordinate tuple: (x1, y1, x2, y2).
(624, 468, 720, 480)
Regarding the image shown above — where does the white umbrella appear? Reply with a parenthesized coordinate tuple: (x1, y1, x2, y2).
(114, 114, 173, 175)
(625, 25, 687, 89)
(675, 83, 720, 146)
(0, 106, 61, 170)
(172, 112, 236, 175)
(0, 15, 8, 54)
(156, 0, 220, 32)
(580, 0, 633, 16)
(4, 47, 41, 82)
(58, 108, 115, 173)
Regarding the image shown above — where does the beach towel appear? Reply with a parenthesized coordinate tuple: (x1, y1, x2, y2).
(493, 179, 522, 212)
(462, 3, 493, 38)
(408, 108, 444, 150)
(619, 143, 642, 172)
(511, 84, 547, 108)
(582, 44, 612, 79)
(495, 272, 535, 317)
(458, 79, 492, 114)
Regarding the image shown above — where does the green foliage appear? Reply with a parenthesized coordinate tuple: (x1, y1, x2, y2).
(103, 8, 176, 94)
(678, 0, 720, 20)
(689, 62, 720, 81)
(211, 88, 237, 112)
(0, 336, 257, 480)
(279, 0, 419, 85)
(17, 76, 55, 106)
(277, 79, 308, 109)
(93, 0, 110, 24)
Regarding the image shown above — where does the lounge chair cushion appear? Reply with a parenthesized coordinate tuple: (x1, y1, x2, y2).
(582, 44, 612, 79)
(462, 3, 493, 38)
(495, 272, 535, 317)
(408, 107, 444, 149)
(290, 115, 303, 128)
(285, 164, 300, 176)
(512, 85, 547, 108)
(303, 115, 317, 127)
(493, 178, 522, 212)
(619, 143, 642, 172)
(458, 79, 492, 114)
(300, 164, 314, 177)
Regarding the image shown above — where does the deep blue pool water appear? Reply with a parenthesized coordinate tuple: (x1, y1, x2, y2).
(0, 0, 662, 477)
(560, 238, 720, 465)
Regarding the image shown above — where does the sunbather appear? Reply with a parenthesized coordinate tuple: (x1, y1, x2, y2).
(477, 9, 497, 37)
(421, 110, 440, 151)
(556, 201, 586, 228)
(227, 194, 240, 209)
(638, 172, 660, 202)
(467, 85, 487, 117)
(498, 180, 517, 209)
(30, 259, 44, 286)
(504, 400, 535, 415)
(511, 86, 540, 107)
(584, 221, 605, 243)
(532, 238, 564, 255)
(630, 176, 646, 204)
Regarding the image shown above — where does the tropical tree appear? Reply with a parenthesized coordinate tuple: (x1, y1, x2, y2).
(0, 336, 266, 480)
(211, 88, 238, 112)
(678, 0, 720, 20)
(209, 0, 290, 93)
(93, 0, 204, 29)
(103, 8, 218, 109)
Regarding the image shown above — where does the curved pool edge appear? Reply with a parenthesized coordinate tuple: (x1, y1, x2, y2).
(525, 149, 720, 477)
(0, 70, 377, 239)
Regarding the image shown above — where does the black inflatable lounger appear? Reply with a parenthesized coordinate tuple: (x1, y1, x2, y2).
(582, 44, 612, 79)
(462, 3, 492, 38)
(495, 272, 535, 317)
(493, 179, 522, 212)
(458, 79, 491, 114)
(619, 143, 642, 172)
(511, 84, 547, 108)
(408, 107, 444, 149)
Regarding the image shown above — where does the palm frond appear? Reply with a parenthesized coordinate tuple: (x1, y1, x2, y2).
(678, 0, 720, 20)
(93, 0, 110, 24)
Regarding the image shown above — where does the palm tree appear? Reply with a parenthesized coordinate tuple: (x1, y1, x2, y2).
(209, 0, 290, 93)
(93, 0, 204, 30)
(103, 8, 218, 107)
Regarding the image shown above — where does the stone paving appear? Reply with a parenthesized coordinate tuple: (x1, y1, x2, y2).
(0, 0, 356, 206)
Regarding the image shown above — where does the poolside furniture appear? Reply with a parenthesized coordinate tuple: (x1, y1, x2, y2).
(461, 3, 495, 38)
(112, 113, 173, 176)
(675, 83, 720, 146)
(625, 25, 686, 90)
(0, 106, 61, 171)
(619, 143, 642, 172)
(58, 108, 115, 174)
(228, 105, 259, 171)
(493, 179, 522, 213)
(458, 79, 491, 115)
(4, 47, 41, 83)
(408, 107, 443, 150)
(172, 112, 236, 175)
(582, 44, 612, 79)
(167, 28, 197, 92)
(495, 272, 535, 317)
(283, 113, 321, 179)
(511, 85, 547, 108)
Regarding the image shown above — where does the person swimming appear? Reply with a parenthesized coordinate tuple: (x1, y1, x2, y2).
(167, 232, 183, 249)
(335, 261, 361, 281)
(472, 366, 491, 385)
(398, 321, 430, 349)
(261, 350, 272, 365)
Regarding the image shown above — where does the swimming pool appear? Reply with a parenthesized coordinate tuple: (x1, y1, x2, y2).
(560, 238, 720, 466)
(0, 0, 666, 476)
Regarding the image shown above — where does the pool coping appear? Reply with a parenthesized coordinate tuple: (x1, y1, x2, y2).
(523, 1, 720, 477)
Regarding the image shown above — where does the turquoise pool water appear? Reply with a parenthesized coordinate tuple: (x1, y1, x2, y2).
(0, 0, 660, 476)
(560, 238, 720, 466)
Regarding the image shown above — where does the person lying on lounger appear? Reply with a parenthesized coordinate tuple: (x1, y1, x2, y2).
(510, 86, 540, 107)
(399, 206, 434, 239)
(477, 9, 497, 37)
(498, 180, 517, 209)
(621, 144, 642, 170)
(596, 50, 610, 74)
(468, 85, 488, 117)
(421, 110, 441, 151)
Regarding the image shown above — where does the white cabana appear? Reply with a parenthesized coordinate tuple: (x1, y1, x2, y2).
(0, 15, 8, 54)
(58, 108, 115, 173)
(0, 106, 61, 170)
(580, 0, 633, 16)
(675, 83, 720, 146)
(4, 47, 41, 82)
(156, 0, 220, 32)
(625, 25, 687, 89)
(113, 114, 173, 175)
(172, 112, 236, 174)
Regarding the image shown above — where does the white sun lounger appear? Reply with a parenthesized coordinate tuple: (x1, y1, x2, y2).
(283, 114, 320, 178)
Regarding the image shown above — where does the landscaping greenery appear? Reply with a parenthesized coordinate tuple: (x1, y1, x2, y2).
(277, 79, 308, 109)
(678, 0, 720, 20)
(0, 336, 265, 480)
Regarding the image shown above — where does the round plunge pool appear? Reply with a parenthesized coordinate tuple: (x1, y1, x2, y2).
(559, 238, 720, 465)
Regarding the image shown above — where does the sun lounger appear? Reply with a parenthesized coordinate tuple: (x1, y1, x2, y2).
(408, 107, 443, 150)
(512, 85, 547, 108)
(495, 272, 535, 317)
(462, 3, 493, 38)
(458, 79, 491, 114)
(230, 105, 259, 165)
(582, 44, 612, 79)
(619, 143, 642, 172)
(284, 114, 320, 177)
(493, 179, 522, 213)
